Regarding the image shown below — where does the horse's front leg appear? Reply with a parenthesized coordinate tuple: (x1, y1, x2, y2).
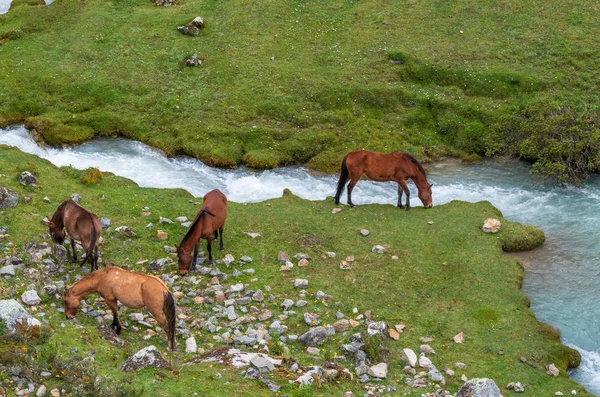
(398, 180, 411, 211)
(106, 298, 121, 334)
(70, 238, 78, 263)
(190, 243, 199, 271)
(207, 237, 214, 265)
(218, 227, 224, 251)
(397, 184, 405, 209)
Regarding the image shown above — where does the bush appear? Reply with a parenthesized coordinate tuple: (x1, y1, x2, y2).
(498, 104, 600, 186)
(81, 168, 102, 185)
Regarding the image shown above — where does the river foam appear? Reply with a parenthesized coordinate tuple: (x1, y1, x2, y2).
(2, 125, 600, 394)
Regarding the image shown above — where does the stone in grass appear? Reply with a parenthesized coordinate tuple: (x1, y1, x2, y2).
(186, 337, 197, 353)
(367, 363, 387, 379)
(360, 229, 370, 236)
(18, 171, 37, 186)
(457, 378, 501, 397)
(0, 187, 19, 209)
(294, 279, 308, 289)
(21, 290, 41, 306)
(372, 245, 385, 254)
(120, 345, 170, 372)
(298, 326, 328, 347)
(482, 218, 501, 233)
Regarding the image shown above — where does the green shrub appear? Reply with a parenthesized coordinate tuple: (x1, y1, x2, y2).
(81, 168, 103, 185)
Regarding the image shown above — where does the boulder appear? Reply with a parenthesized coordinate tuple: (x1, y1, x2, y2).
(21, 290, 41, 306)
(298, 326, 328, 347)
(185, 53, 202, 67)
(367, 363, 387, 378)
(0, 299, 42, 337)
(457, 378, 501, 397)
(0, 187, 19, 209)
(482, 218, 501, 233)
(120, 345, 170, 371)
(18, 171, 37, 186)
(402, 348, 418, 367)
(177, 17, 205, 36)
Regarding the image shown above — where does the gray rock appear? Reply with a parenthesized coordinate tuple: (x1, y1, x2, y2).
(250, 355, 275, 373)
(294, 279, 308, 289)
(70, 193, 81, 203)
(148, 258, 171, 272)
(251, 290, 264, 302)
(281, 299, 294, 310)
(240, 255, 253, 263)
(367, 363, 388, 379)
(0, 265, 16, 276)
(304, 312, 320, 326)
(277, 251, 289, 263)
(120, 345, 170, 372)
(372, 245, 386, 254)
(0, 187, 19, 209)
(177, 16, 205, 36)
(457, 378, 501, 397)
(159, 217, 173, 224)
(313, 290, 330, 300)
(115, 226, 137, 237)
(53, 244, 68, 265)
(367, 321, 386, 336)
(428, 365, 444, 382)
(18, 171, 37, 186)
(293, 366, 324, 386)
(21, 290, 41, 306)
(298, 326, 328, 347)
(43, 285, 57, 295)
(360, 229, 370, 236)
(100, 217, 112, 228)
(0, 299, 42, 334)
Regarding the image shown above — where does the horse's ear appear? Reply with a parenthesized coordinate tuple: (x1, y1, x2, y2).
(429, 183, 434, 188)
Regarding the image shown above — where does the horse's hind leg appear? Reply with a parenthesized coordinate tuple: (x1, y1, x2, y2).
(398, 180, 411, 211)
(70, 239, 78, 263)
(347, 180, 358, 208)
(218, 227, 224, 251)
(106, 298, 121, 334)
(207, 237, 214, 265)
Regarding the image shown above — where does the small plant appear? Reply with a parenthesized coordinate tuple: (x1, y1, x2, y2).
(81, 167, 102, 185)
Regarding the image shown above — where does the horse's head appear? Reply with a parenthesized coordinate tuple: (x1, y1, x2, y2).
(177, 245, 192, 275)
(418, 183, 433, 208)
(44, 218, 65, 244)
(63, 287, 80, 319)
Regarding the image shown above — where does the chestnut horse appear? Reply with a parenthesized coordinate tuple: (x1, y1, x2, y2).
(63, 266, 176, 351)
(334, 150, 433, 210)
(44, 200, 102, 272)
(177, 189, 227, 275)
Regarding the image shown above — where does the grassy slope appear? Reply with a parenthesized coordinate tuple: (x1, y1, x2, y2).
(1, 0, 599, 171)
(0, 145, 590, 396)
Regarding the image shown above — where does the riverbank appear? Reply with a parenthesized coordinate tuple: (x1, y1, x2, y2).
(2, 0, 600, 183)
(0, 144, 590, 396)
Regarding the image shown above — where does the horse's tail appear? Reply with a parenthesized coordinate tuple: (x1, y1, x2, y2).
(79, 221, 98, 269)
(163, 291, 177, 351)
(334, 155, 349, 204)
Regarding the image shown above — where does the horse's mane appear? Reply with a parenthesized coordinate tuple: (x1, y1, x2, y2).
(178, 207, 215, 251)
(403, 152, 427, 178)
(51, 200, 72, 224)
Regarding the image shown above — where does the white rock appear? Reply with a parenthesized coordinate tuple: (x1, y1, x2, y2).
(367, 363, 388, 378)
(21, 290, 41, 306)
(419, 355, 432, 368)
(185, 336, 197, 353)
(402, 348, 418, 367)
(482, 218, 501, 233)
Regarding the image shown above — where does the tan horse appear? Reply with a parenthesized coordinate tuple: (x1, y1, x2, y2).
(44, 200, 102, 272)
(63, 266, 176, 351)
(177, 189, 228, 275)
(334, 150, 433, 210)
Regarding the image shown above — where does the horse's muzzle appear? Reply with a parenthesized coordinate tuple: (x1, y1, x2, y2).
(65, 314, 75, 319)
(424, 204, 433, 209)
(178, 269, 188, 276)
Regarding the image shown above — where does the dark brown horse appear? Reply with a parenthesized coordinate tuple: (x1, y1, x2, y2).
(63, 266, 177, 351)
(177, 189, 228, 275)
(44, 200, 102, 271)
(334, 150, 433, 210)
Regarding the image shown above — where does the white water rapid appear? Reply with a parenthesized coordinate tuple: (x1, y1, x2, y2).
(1, 125, 599, 394)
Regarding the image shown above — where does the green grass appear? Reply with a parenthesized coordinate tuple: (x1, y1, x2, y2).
(0, 0, 599, 180)
(0, 145, 592, 396)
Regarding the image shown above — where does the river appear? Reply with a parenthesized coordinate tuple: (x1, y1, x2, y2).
(1, 125, 599, 393)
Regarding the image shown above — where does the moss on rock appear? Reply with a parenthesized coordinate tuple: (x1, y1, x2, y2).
(499, 222, 545, 252)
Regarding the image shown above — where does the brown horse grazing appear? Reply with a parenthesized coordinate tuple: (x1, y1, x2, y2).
(177, 189, 228, 275)
(44, 200, 102, 272)
(334, 150, 433, 210)
(63, 266, 176, 351)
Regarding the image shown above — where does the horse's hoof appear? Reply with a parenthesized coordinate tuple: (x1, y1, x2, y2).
(219, 247, 224, 252)
(398, 205, 405, 209)
(208, 260, 214, 266)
